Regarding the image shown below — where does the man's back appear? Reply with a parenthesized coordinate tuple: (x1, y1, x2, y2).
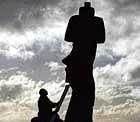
(38, 96, 52, 114)
(38, 95, 58, 122)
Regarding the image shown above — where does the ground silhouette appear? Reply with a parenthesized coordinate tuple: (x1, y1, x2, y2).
(63, 2, 105, 122)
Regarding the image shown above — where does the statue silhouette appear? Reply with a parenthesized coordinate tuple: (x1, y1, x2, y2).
(63, 2, 105, 122)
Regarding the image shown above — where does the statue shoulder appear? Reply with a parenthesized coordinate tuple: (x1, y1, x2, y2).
(93, 16, 104, 22)
(70, 15, 79, 19)
(69, 15, 79, 22)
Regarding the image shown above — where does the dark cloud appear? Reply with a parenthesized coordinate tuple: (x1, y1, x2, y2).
(99, 0, 140, 42)
(0, 84, 23, 102)
(0, 0, 63, 31)
(0, 39, 65, 81)
(108, 0, 140, 14)
(58, 0, 82, 16)
(95, 97, 109, 109)
(130, 67, 140, 80)
(94, 54, 122, 68)
(23, 0, 61, 6)
(0, 0, 92, 31)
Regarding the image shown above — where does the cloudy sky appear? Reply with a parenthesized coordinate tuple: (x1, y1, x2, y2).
(0, 0, 140, 122)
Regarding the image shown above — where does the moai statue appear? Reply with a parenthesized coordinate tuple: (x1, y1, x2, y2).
(63, 2, 105, 122)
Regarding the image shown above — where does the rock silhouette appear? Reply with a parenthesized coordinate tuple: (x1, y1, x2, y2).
(63, 2, 105, 122)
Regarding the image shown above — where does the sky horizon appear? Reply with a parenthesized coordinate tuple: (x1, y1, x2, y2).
(0, 0, 140, 122)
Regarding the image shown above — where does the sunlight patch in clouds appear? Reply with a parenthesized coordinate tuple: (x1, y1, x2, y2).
(0, 21, 66, 60)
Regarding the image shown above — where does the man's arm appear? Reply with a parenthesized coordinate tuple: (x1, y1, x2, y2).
(48, 98, 59, 108)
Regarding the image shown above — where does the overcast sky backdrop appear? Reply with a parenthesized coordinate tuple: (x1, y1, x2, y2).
(0, 0, 140, 122)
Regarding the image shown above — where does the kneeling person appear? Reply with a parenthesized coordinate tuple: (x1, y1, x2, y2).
(38, 88, 59, 122)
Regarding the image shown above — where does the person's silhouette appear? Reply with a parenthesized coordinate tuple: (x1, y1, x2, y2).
(38, 88, 59, 122)
(31, 88, 63, 122)
(63, 2, 105, 122)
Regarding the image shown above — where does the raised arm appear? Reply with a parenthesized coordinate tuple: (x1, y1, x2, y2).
(48, 98, 59, 108)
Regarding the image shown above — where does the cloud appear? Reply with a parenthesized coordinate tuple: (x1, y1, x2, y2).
(0, 19, 69, 82)
(0, 0, 95, 31)
(95, 99, 140, 122)
(0, 72, 40, 102)
(0, 0, 66, 31)
(93, 0, 140, 50)
(0, 102, 36, 122)
(0, 0, 140, 122)
(45, 61, 64, 72)
(94, 51, 140, 87)
(108, 0, 140, 14)
(0, 20, 66, 58)
(0, 69, 66, 101)
(93, 40, 140, 121)
(0, 71, 66, 122)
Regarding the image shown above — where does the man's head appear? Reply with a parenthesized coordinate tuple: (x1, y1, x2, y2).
(39, 88, 48, 96)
